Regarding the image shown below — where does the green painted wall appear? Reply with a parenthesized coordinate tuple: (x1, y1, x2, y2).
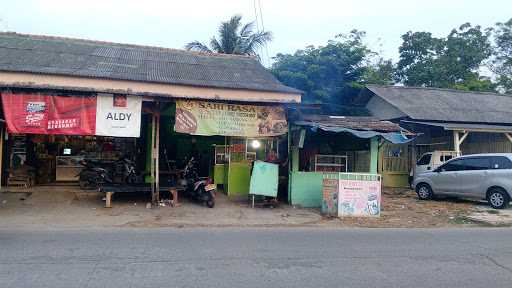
(382, 172, 409, 187)
(227, 162, 251, 198)
(289, 171, 324, 207)
(213, 164, 225, 185)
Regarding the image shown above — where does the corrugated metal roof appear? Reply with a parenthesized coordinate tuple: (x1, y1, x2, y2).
(0, 32, 301, 95)
(401, 120, 512, 133)
(365, 85, 512, 124)
(295, 114, 403, 133)
(293, 115, 413, 144)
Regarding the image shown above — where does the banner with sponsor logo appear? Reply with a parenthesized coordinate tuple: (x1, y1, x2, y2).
(95, 94, 142, 137)
(1, 93, 141, 137)
(1, 93, 96, 135)
(175, 100, 287, 137)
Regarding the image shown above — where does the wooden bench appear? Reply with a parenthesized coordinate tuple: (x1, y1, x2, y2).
(100, 184, 182, 208)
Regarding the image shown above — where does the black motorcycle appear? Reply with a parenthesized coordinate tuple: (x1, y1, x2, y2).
(78, 158, 143, 190)
(180, 157, 216, 208)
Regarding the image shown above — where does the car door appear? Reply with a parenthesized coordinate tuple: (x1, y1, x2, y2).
(430, 159, 465, 194)
(455, 157, 490, 198)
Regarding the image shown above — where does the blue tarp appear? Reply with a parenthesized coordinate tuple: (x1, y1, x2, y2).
(294, 121, 414, 144)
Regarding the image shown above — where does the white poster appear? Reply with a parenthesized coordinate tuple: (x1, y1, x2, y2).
(338, 174, 381, 217)
(95, 94, 142, 137)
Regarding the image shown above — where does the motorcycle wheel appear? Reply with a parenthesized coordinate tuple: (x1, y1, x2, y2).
(206, 199, 215, 208)
(79, 179, 89, 190)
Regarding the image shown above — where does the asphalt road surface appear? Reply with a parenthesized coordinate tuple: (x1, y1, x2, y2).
(1, 228, 512, 288)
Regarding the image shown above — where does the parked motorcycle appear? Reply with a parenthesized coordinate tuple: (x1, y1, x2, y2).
(179, 157, 216, 208)
(78, 158, 143, 190)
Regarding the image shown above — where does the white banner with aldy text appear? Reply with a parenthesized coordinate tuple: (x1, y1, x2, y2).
(95, 94, 142, 137)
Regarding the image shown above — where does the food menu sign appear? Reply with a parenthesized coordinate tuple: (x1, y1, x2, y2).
(175, 100, 287, 137)
(338, 174, 381, 217)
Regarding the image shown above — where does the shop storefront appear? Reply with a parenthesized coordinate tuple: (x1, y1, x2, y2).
(172, 100, 288, 199)
(1, 91, 145, 188)
(0, 32, 303, 206)
(287, 114, 413, 208)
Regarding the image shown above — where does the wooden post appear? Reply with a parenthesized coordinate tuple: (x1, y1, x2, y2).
(151, 113, 156, 205)
(453, 130, 460, 156)
(287, 124, 292, 204)
(370, 137, 379, 174)
(155, 111, 160, 203)
(410, 141, 417, 179)
(105, 192, 114, 208)
(453, 130, 469, 156)
(504, 133, 512, 144)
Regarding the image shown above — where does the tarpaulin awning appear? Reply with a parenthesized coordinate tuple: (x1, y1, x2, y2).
(294, 120, 414, 144)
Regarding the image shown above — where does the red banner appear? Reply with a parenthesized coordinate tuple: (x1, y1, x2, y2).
(1, 93, 97, 135)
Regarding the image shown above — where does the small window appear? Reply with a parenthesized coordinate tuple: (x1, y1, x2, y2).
(490, 156, 512, 169)
(462, 157, 491, 171)
(417, 154, 432, 165)
(440, 155, 453, 162)
(439, 159, 465, 172)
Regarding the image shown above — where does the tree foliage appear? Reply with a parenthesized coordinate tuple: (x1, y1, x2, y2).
(361, 58, 395, 86)
(492, 18, 512, 93)
(396, 23, 494, 91)
(271, 30, 385, 106)
(185, 15, 272, 57)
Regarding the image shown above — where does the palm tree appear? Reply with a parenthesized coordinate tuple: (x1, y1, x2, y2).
(185, 15, 272, 57)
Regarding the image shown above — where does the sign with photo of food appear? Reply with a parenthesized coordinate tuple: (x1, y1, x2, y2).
(175, 100, 287, 137)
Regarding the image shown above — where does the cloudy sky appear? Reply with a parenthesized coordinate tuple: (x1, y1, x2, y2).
(1, 0, 511, 66)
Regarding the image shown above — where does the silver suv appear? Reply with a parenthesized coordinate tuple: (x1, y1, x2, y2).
(413, 153, 512, 209)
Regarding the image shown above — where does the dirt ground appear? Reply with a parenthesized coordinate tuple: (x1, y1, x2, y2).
(0, 185, 507, 229)
(319, 188, 479, 228)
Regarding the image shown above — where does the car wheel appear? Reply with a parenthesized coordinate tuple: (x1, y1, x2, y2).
(416, 183, 433, 200)
(487, 188, 510, 209)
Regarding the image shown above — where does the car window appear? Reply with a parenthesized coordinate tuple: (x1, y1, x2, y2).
(438, 159, 465, 172)
(417, 154, 431, 165)
(462, 157, 491, 171)
(490, 156, 512, 169)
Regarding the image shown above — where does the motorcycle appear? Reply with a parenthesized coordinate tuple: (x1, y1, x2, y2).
(78, 158, 143, 190)
(180, 157, 216, 208)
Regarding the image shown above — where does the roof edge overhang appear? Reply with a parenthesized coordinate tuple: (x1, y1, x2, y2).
(0, 71, 301, 104)
(401, 120, 512, 133)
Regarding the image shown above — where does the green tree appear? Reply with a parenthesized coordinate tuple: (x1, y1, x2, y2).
(185, 15, 272, 57)
(492, 18, 512, 93)
(271, 30, 376, 106)
(396, 23, 494, 91)
(361, 58, 395, 86)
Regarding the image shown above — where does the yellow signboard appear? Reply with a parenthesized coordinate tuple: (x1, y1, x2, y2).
(175, 100, 287, 137)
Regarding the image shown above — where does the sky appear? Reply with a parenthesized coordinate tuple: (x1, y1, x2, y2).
(1, 0, 511, 66)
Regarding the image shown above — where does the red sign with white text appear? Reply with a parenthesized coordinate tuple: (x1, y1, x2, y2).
(1, 93, 97, 135)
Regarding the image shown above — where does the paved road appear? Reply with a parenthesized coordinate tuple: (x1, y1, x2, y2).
(1, 228, 512, 288)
